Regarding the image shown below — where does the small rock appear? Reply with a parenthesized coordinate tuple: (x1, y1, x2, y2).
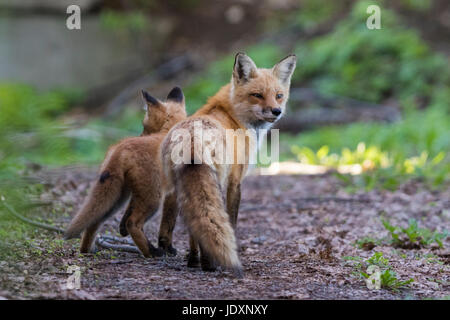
(297, 244, 309, 255)
(251, 236, 267, 245)
(304, 236, 317, 247)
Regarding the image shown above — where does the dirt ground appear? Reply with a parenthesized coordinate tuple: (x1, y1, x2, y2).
(0, 167, 449, 300)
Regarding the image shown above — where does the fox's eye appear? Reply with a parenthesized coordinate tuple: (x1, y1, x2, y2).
(250, 93, 264, 99)
(276, 93, 283, 99)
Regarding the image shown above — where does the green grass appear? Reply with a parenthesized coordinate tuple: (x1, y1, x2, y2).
(0, 180, 66, 260)
(382, 218, 448, 248)
(343, 252, 414, 291)
(281, 103, 450, 190)
(353, 218, 448, 251)
(0, 83, 89, 260)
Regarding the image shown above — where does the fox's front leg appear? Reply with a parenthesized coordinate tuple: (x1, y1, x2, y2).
(227, 181, 241, 228)
(157, 192, 178, 256)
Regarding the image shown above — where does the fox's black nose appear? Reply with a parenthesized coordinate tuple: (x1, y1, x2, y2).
(272, 108, 282, 116)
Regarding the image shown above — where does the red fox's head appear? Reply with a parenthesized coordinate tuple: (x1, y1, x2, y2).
(230, 53, 297, 129)
(141, 86, 187, 135)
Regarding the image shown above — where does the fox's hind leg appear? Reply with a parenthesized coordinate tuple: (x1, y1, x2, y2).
(158, 192, 178, 256)
(200, 244, 217, 272)
(187, 236, 200, 268)
(126, 197, 163, 258)
(119, 201, 133, 237)
(80, 221, 101, 253)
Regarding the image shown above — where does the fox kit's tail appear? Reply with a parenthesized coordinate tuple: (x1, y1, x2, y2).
(175, 164, 243, 277)
(64, 162, 127, 240)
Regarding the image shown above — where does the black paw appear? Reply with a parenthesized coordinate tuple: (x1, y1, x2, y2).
(201, 264, 217, 272)
(157, 245, 177, 257)
(187, 253, 200, 268)
(165, 245, 177, 257)
(149, 246, 165, 258)
(158, 237, 177, 256)
(200, 257, 217, 272)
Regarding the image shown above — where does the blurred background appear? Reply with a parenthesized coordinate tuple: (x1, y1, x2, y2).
(0, 0, 449, 205)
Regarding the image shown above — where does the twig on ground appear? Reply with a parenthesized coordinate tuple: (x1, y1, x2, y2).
(100, 234, 135, 245)
(95, 237, 141, 254)
(2, 200, 65, 234)
(1, 200, 141, 254)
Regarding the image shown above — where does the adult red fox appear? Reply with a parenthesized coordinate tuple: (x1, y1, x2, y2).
(158, 53, 296, 276)
(64, 87, 187, 257)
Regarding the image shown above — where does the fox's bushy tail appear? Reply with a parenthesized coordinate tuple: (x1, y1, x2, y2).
(64, 164, 127, 240)
(175, 164, 243, 276)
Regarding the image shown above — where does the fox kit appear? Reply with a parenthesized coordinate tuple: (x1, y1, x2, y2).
(158, 53, 296, 276)
(64, 87, 187, 257)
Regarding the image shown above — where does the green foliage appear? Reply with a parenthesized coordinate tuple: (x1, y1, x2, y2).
(0, 83, 69, 131)
(354, 218, 448, 251)
(366, 251, 390, 267)
(377, 269, 415, 290)
(294, 0, 343, 30)
(0, 82, 140, 173)
(283, 104, 450, 190)
(399, 0, 432, 12)
(344, 252, 414, 291)
(100, 10, 148, 33)
(184, 44, 283, 114)
(382, 218, 448, 248)
(355, 236, 383, 250)
(283, 0, 450, 190)
(292, 142, 390, 168)
(0, 83, 83, 173)
(293, 0, 449, 104)
(0, 177, 57, 260)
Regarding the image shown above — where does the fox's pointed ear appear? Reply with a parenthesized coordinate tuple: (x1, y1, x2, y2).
(233, 52, 257, 84)
(273, 54, 297, 85)
(167, 86, 184, 103)
(141, 89, 160, 108)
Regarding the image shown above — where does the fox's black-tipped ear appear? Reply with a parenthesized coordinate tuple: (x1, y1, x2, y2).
(141, 89, 159, 106)
(273, 54, 297, 85)
(233, 52, 257, 84)
(166, 86, 184, 103)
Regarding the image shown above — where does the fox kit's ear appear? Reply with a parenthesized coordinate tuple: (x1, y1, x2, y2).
(166, 86, 184, 103)
(273, 54, 297, 85)
(233, 52, 257, 84)
(141, 89, 160, 109)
